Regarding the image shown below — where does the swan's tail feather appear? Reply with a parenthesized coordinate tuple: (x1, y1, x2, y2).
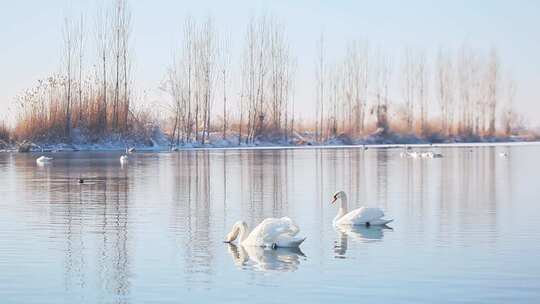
(297, 237, 307, 246)
(287, 237, 306, 248)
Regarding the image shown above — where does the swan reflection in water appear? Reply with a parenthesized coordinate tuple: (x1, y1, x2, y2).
(334, 225, 392, 258)
(226, 243, 306, 272)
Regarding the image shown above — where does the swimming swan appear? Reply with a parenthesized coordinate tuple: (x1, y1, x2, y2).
(36, 156, 53, 164)
(331, 190, 393, 227)
(224, 217, 306, 248)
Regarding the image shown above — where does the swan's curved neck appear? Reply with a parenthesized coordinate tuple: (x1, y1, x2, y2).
(237, 223, 249, 243)
(334, 193, 348, 223)
(339, 193, 348, 212)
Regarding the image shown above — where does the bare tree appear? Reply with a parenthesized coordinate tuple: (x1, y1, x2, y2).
(435, 48, 455, 136)
(502, 77, 516, 136)
(457, 45, 473, 135)
(372, 50, 391, 133)
(401, 48, 415, 132)
(240, 15, 294, 143)
(121, 0, 132, 132)
(110, 0, 131, 132)
(95, 5, 109, 132)
(415, 51, 428, 135)
(167, 16, 218, 145)
(268, 18, 293, 135)
(220, 33, 231, 140)
(76, 14, 85, 127)
(62, 16, 77, 138)
(327, 65, 341, 137)
(315, 33, 325, 142)
(345, 40, 369, 136)
(485, 48, 499, 136)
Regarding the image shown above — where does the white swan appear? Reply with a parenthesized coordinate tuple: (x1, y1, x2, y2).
(401, 151, 442, 159)
(120, 155, 128, 164)
(408, 151, 420, 158)
(421, 151, 443, 158)
(225, 217, 306, 248)
(36, 156, 53, 164)
(331, 190, 393, 226)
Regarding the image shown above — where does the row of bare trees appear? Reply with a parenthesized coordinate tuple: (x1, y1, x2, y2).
(164, 15, 296, 145)
(240, 16, 295, 143)
(14, 0, 134, 141)
(313, 38, 520, 141)
(11, 6, 528, 144)
(165, 17, 217, 145)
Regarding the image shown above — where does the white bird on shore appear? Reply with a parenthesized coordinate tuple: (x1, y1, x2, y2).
(421, 151, 443, 158)
(36, 156, 53, 164)
(400, 148, 419, 158)
(400, 150, 417, 158)
(225, 217, 306, 248)
(127, 147, 135, 153)
(331, 190, 393, 227)
(402, 150, 442, 159)
(120, 155, 128, 164)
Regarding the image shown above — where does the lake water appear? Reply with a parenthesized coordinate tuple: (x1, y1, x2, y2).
(1, 145, 539, 303)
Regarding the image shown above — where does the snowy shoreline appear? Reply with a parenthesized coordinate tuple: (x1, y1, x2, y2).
(1, 138, 539, 153)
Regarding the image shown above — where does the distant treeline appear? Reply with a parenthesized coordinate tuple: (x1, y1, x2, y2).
(4, 0, 532, 145)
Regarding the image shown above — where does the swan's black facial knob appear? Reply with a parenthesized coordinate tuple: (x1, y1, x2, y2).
(78, 178, 84, 184)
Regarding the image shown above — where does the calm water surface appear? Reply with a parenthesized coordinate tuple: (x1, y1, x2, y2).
(1, 146, 539, 303)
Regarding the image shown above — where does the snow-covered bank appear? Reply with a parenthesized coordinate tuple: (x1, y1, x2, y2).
(2, 129, 538, 153)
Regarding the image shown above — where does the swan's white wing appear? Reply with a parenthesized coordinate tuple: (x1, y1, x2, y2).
(337, 207, 385, 225)
(245, 217, 300, 247)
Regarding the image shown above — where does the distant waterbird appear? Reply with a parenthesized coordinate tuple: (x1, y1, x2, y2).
(421, 151, 443, 158)
(400, 151, 421, 159)
(401, 150, 442, 159)
(36, 156, 53, 165)
(499, 152, 509, 158)
(120, 155, 129, 164)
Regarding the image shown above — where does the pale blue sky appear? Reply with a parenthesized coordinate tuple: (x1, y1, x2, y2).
(1, 0, 539, 123)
